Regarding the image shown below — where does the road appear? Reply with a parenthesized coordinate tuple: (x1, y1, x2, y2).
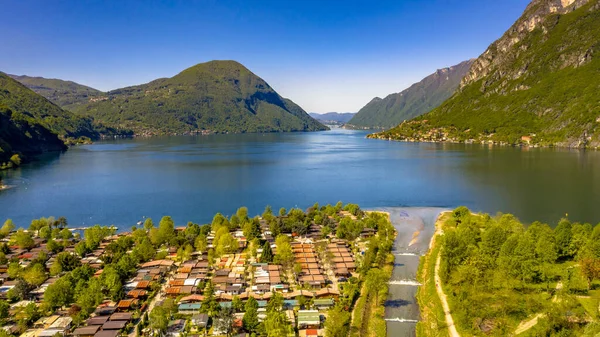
(434, 249, 460, 337)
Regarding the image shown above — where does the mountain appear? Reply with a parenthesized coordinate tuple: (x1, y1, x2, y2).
(309, 112, 356, 124)
(0, 72, 100, 166)
(73, 60, 327, 135)
(9, 74, 103, 111)
(372, 0, 600, 148)
(348, 60, 473, 129)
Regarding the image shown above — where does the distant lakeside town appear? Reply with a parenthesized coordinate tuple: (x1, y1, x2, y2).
(0, 203, 396, 337)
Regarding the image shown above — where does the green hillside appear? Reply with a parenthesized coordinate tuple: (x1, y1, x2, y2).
(372, 0, 600, 148)
(0, 72, 99, 139)
(0, 73, 101, 166)
(349, 60, 473, 129)
(9, 74, 103, 111)
(73, 60, 327, 135)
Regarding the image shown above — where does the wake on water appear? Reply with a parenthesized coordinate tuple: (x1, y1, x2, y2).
(388, 279, 422, 286)
(384, 318, 419, 323)
(394, 252, 421, 256)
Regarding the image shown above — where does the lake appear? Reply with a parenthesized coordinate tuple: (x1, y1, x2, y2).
(1, 128, 600, 229)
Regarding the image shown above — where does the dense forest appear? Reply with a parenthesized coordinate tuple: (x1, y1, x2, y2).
(437, 207, 600, 336)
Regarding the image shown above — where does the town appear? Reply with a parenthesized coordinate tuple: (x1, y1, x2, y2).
(0, 203, 395, 337)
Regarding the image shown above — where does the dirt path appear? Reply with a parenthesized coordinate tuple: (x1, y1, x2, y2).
(513, 281, 563, 335)
(514, 313, 543, 335)
(434, 251, 460, 337)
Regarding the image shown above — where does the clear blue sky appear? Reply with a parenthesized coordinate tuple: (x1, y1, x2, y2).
(1, 0, 530, 113)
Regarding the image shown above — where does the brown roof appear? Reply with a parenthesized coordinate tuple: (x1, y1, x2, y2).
(169, 280, 185, 286)
(109, 312, 133, 321)
(180, 294, 205, 302)
(116, 299, 137, 309)
(127, 289, 148, 298)
(73, 326, 101, 336)
(180, 285, 194, 294)
(102, 321, 127, 330)
(165, 287, 181, 295)
(136, 281, 151, 289)
(94, 331, 120, 337)
(86, 316, 109, 325)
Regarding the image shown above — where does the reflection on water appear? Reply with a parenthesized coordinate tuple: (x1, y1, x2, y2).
(379, 207, 448, 337)
(1, 129, 599, 228)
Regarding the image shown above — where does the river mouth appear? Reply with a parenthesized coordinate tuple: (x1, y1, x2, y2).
(375, 207, 448, 337)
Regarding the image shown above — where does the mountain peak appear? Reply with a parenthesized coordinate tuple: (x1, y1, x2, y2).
(375, 0, 600, 147)
(461, 0, 592, 88)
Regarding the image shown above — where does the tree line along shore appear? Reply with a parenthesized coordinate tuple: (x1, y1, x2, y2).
(417, 207, 600, 337)
(0, 202, 396, 337)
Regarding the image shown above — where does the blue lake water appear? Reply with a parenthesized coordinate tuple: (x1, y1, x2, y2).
(1, 128, 600, 229)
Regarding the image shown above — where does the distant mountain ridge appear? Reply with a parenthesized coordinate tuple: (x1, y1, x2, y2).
(348, 60, 474, 129)
(8, 74, 103, 111)
(70, 60, 327, 135)
(309, 112, 356, 124)
(373, 0, 600, 148)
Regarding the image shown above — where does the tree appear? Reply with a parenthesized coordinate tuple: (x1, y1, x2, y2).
(279, 208, 287, 217)
(0, 219, 14, 238)
(45, 276, 74, 308)
(261, 242, 274, 263)
(11, 229, 34, 249)
(84, 225, 114, 250)
(143, 218, 154, 231)
(195, 234, 208, 254)
(151, 216, 175, 246)
(74, 241, 89, 257)
(243, 218, 261, 241)
(132, 239, 155, 262)
(275, 235, 294, 268)
(176, 244, 193, 262)
(22, 302, 40, 325)
(149, 306, 169, 335)
(243, 297, 260, 333)
(365, 268, 388, 305)
(52, 252, 81, 275)
(554, 218, 572, 258)
(263, 310, 292, 337)
(60, 229, 73, 240)
(266, 292, 284, 313)
(214, 229, 238, 257)
(0, 300, 9, 319)
(22, 263, 47, 287)
(12, 279, 33, 301)
(214, 307, 234, 336)
(324, 306, 351, 337)
(236, 207, 249, 222)
(46, 239, 63, 254)
(101, 267, 124, 301)
(7, 262, 21, 279)
(580, 257, 600, 290)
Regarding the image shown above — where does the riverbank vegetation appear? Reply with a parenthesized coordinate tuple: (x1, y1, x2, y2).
(425, 207, 600, 336)
(416, 212, 450, 337)
(348, 212, 395, 337)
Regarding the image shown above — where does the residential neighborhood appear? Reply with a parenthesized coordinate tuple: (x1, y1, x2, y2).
(0, 203, 395, 337)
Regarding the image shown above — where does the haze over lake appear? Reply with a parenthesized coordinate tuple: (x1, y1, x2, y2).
(1, 128, 599, 228)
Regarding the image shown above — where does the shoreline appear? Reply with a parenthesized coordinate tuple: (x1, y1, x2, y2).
(366, 134, 599, 150)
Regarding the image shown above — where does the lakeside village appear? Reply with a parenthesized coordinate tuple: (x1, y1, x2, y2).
(0, 203, 395, 337)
